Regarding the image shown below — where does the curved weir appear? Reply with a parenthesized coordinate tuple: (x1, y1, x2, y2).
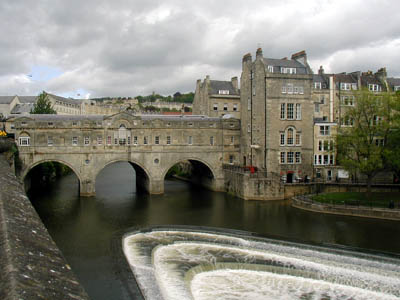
(123, 228, 400, 300)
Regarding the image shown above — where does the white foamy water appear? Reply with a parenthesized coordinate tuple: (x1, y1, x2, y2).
(122, 229, 400, 300)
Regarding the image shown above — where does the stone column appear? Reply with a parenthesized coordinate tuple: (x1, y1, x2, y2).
(80, 178, 95, 197)
(148, 177, 164, 194)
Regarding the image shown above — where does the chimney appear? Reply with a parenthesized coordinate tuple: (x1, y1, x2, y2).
(205, 75, 210, 83)
(291, 50, 307, 66)
(256, 48, 263, 59)
(375, 67, 388, 89)
(318, 66, 324, 75)
(231, 77, 238, 91)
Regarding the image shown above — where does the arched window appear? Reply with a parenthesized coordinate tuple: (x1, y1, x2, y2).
(118, 124, 127, 145)
(19, 132, 30, 146)
(287, 128, 294, 145)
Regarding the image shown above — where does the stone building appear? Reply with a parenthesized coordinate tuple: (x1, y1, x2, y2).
(240, 48, 314, 183)
(193, 76, 240, 118)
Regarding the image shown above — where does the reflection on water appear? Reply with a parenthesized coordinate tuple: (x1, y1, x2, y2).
(28, 162, 400, 300)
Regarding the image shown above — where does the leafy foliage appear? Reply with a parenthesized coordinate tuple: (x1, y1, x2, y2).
(31, 91, 56, 114)
(336, 88, 395, 195)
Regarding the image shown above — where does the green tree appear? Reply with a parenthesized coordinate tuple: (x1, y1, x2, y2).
(336, 88, 394, 198)
(31, 91, 56, 114)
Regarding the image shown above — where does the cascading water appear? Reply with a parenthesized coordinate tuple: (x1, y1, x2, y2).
(123, 228, 400, 300)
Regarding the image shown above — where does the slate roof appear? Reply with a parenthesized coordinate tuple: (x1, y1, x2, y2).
(48, 93, 84, 105)
(11, 103, 34, 114)
(0, 96, 17, 104)
(17, 96, 38, 103)
(17, 114, 104, 121)
(334, 73, 359, 83)
(263, 58, 309, 74)
(209, 80, 239, 95)
(387, 77, 400, 87)
(360, 74, 381, 86)
(312, 74, 330, 88)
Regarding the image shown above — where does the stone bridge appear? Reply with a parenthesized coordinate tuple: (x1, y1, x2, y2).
(14, 112, 240, 196)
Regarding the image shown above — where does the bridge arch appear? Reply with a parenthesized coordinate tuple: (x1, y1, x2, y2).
(23, 159, 82, 183)
(94, 159, 152, 195)
(162, 156, 220, 192)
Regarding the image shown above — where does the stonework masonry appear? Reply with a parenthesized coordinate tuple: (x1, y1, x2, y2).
(0, 155, 89, 300)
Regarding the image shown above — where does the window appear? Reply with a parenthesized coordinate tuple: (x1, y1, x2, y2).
(318, 155, 322, 165)
(287, 128, 294, 145)
(281, 86, 287, 94)
(247, 124, 251, 133)
(375, 139, 384, 146)
(188, 136, 193, 145)
(280, 133, 285, 146)
(351, 83, 357, 90)
(72, 136, 78, 146)
(72, 121, 78, 126)
(314, 82, 322, 89)
(282, 67, 296, 74)
(21, 121, 27, 126)
(340, 83, 351, 90)
(330, 155, 334, 165)
(280, 152, 285, 164)
(166, 136, 171, 145)
(84, 136, 90, 146)
(341, 117, 354, 126)
(319, 140, 323, 151)
(223, 104, 228, 111)
(48, 122, 54, 127)
(394, 86, 400, 91)
(134, 136, 138, 145)
(155, 136, 160, 145)
(373, 115, 382, 125)
(320, 125, 330, 136)
(127, 136, 131, 145)
(97, 136, 102, 145)
(210, 136, 214, 146)
(324, 155, 329, 165)
(315, 103, 320, 113)
(320, 96, 325, 104)
(294, 87, 298, 94)
(369, 84, 381, 92)
(230, 136, 234, 144)
(233, 104, 237, 111)
(19, 136, 30, 146)
(299, 87, 304, 94)
(229, 155, 234, 164)
(48, 136, 53, 146)
(295, 104, 301, 120)
(295, 152, 301, 163)
(287, 84, 293, 94)
(268, 65, 274, 72)
(287, 103, 294, 119)
(295, 133, 301, 145)
(144, 136, 148, 144)
(247, 97, 251, 111)
(341, 96, 354, 106)
(219, 90, 229, 95)
(107, 136, 111, 145)
(280, 103, 286, 119)
(287, 152, 294, 164)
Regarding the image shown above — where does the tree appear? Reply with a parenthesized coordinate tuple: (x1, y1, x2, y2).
(336, 88, 394, 198)
(31, 91, 56, 114)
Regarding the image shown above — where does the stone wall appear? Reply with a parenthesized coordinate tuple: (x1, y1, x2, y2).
(292, 196, 400, 221)
(0, 155, 89, 300)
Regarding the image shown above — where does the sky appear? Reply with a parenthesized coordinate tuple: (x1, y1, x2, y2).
(1, 0, 400, 99)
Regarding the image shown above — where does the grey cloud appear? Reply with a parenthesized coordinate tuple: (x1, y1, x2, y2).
(1, 0, 400, 97)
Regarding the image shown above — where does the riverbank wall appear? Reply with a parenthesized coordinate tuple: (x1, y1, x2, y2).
(292, 196, 400, 221)
(0, 154, 89, 300)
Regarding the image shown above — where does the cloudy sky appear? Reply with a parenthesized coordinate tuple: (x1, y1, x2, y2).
(1, 0, 399, 99)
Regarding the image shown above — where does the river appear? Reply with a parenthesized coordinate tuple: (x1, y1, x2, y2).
(27, 162, 400, 300)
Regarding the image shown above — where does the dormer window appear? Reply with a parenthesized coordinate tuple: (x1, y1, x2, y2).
(219, 90, 229, 95)
(267, 65, 274, 72)
(369, 84, 381, 92)
(314, 82, 322, 89)
(281, 67, 296, 74)
(340, 83, 351, 90)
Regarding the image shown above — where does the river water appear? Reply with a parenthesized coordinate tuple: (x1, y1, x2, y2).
(28, 162, 400, 300)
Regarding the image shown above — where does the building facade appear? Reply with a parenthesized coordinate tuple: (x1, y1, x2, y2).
(193, 76, 241, 118)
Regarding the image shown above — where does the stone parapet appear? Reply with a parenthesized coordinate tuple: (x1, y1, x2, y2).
(0, 155, 89, 300)
(292, 196, 400, 221)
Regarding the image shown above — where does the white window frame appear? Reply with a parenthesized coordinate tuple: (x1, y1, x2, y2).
(155, 136, 160, 145)
(287, 103, 294, 120)
(84, 136, 90, 146)
(314, 82, 322, 89)
(72, 136, 78, 146)
(295, 152, 301, 163)
(19, 136, 30, 146)
(280, 103, 286, 119)
(48, 136, 54, 146)
(97, 136, 103, 145)
(188, 136, 193, 145)
(295, 103, 301, 120)
(166, 136, 171, 145)
(213, 104, 218, 111)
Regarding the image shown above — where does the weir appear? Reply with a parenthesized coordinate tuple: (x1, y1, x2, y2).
(123, 227, 400, 300)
